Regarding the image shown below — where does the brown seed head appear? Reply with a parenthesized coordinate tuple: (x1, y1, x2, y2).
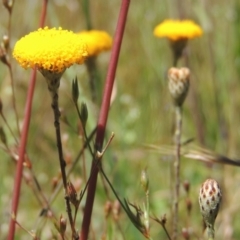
(67, 181, 79, 208)
(168, 67, 190, 106)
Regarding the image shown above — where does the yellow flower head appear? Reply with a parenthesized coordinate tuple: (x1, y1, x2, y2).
(153, 19, 203, 41)
(13, 27, 88, 73)
(78, 30, 112, 57)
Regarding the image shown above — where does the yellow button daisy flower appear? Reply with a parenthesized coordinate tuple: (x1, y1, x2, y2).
(13, 27, 88, 73)
(153, 19, 203, 41)
(78, 30, 112, 57)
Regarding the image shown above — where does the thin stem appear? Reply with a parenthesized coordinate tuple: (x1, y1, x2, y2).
(80, 1, 130, 239)
(48, 127, 97, 205)
(74, 102, 94, 156)
(48, 85, 77, 239)
(163, 225, 172, 240)
(172, 106, 182, 240)
(5, 1, 20, 135)
(8, 69, 37, 240)
(7, 63, 20, 135)
(81, 0, 92, 30)
(1, 112, 18, 144)
(7, 1, 48, 239)
(207, 226, 215, 240)
(145, 191, 150, 233)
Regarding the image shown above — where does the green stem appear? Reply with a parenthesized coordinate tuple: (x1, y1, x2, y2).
(207, 226, 215, 240)
(144, 191, 150, 234)
(81, 0, 92, 30)
(172, 106, 182, 240)
(74, 102, 94, 156)
(0, 112, 18, 144)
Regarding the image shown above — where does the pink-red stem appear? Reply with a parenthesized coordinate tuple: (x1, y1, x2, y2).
(80, 0, 130, 239)
(7, 1, 48, 239)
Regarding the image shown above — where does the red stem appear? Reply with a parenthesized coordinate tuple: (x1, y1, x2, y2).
(80, 0, 130, 239)
(7, 1, 48, 239)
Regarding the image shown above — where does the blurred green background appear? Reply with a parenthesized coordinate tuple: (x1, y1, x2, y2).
(1, 0, 240, 239)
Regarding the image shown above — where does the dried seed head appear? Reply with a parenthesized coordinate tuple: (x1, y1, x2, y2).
(199, 179, 222, 238)
(168, 67, 190, 106)
(67, 181, 79, 208)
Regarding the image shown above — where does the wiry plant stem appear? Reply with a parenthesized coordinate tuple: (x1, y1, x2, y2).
(80, 0, 130, 239)
(8, 2, 48, 238)
(48, 127, 97, 205)
(7, 69, 37, 240)
(4, 0, 20, 136)
(47, 78, 78, 240)
(173, 106, 182, 240)
(7, 64, 20, 135)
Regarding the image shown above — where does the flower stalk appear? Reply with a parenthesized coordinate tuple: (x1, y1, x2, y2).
(7, 1, 48, 239)
(80, 0, 131, 239)
(167, 67, 190, 240)
(43, 71, 78, 239)
(173, 105, 182, 240)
